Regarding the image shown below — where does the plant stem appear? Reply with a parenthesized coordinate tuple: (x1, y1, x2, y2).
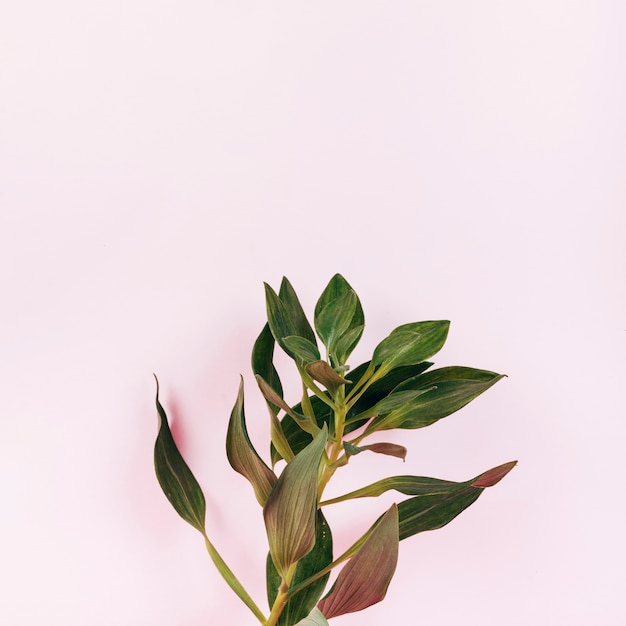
(203, 534, 266, 624)
(265, 563, 297, 626)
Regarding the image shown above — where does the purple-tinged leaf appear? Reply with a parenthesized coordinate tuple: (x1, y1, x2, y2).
(226, 377, 277, 506)
(318, 504, 399, 619)
(343, 441, 407, 461)
(264, 427, 328, 576)
(321, 461, 517, 508)
(471, 460, 517, 487)
(305, 360, 351, 395)
(266, 510, 333, 626)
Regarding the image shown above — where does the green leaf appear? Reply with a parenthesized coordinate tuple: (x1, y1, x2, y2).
(266, 510, 333, 626)
(318, 504, 399, 619)
(265, 283, 301, 359)
(321, 475, 469, 507)
(315, 290, 357, 353)
(314, 274, 364, 364)
(226, 377, 277, 506)
(279, 277, 317, 345)
(333, 325, 365, 365)
(367, 367, 505, 432)
(153, 376, 206, 534)
(371, 321, 450, 372)
(405, 365, 504, 385)
(264, 427, 328, 576)
(252, 323, 284, 412)
(270, 362, 432, 465)
(344, 361, 433, 433)
(321, 461, 517, 507)
(398, 487, 482, 540)
(293, 608, 329, 626)
(397, 462, 516, 540)
(283, 336, 321, 363)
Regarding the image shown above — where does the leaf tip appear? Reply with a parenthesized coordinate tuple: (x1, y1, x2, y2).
(471, 460, 518, 488)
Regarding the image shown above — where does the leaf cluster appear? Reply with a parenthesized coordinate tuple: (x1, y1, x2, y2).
(153, 274, 516, 625)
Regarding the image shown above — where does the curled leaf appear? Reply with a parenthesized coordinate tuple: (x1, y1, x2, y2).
(153, 376, 206, 534)
(263, 427, 328, 576)
(305, 360, 351, 395)
(226, 377, 277, 506)
(343, 441, 407, 461)
(318, 504, 399, 619)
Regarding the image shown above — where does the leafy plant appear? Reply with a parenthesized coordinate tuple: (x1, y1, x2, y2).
(153, 274, 516, 626)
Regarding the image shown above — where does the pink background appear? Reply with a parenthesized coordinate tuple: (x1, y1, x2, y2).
(1, 2, 625, 624)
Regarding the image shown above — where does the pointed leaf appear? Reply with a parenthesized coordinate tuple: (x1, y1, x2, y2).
(265, 283, 302, 358)
(283, 336, 321, 363)
(314, 290, 357, 352)
(403, 366, 504, 385)
(372, 321, 450, 372)
(264, 427, 328, 575)
(226, 377, 277, 506)
(153, 377, 206, 533)
(333, 325, 365, 365)
(267, 510, 333, 626)
(279, 277, 317, 345)
(322, 475, 470, 506)
(252, 323, 284, 411)
(294, 608, 329, 626)
(397, 463, 516, 540)
(318, 504, 399, 619)
(398, 487, 482, 540)
(368, 370, 505, 432)
(471, 460, 517, 487)
(321, 461, 517, 507)
(345, 361, 433, 433)
(314, 274, 364, 363)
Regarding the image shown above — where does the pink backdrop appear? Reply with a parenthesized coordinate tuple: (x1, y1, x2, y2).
(2, 2, 625, 625)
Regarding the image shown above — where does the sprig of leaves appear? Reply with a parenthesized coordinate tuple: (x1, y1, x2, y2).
(152, 274, 516, 626)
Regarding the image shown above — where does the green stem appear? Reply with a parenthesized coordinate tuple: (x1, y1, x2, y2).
(344, 362, 375, 403)
(265, 563, 297, 626)
(300, 380, 316, 420)
(297, 364, 336, 410)
(203, 534, 266, 624)
(344, 366, 386, 411)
